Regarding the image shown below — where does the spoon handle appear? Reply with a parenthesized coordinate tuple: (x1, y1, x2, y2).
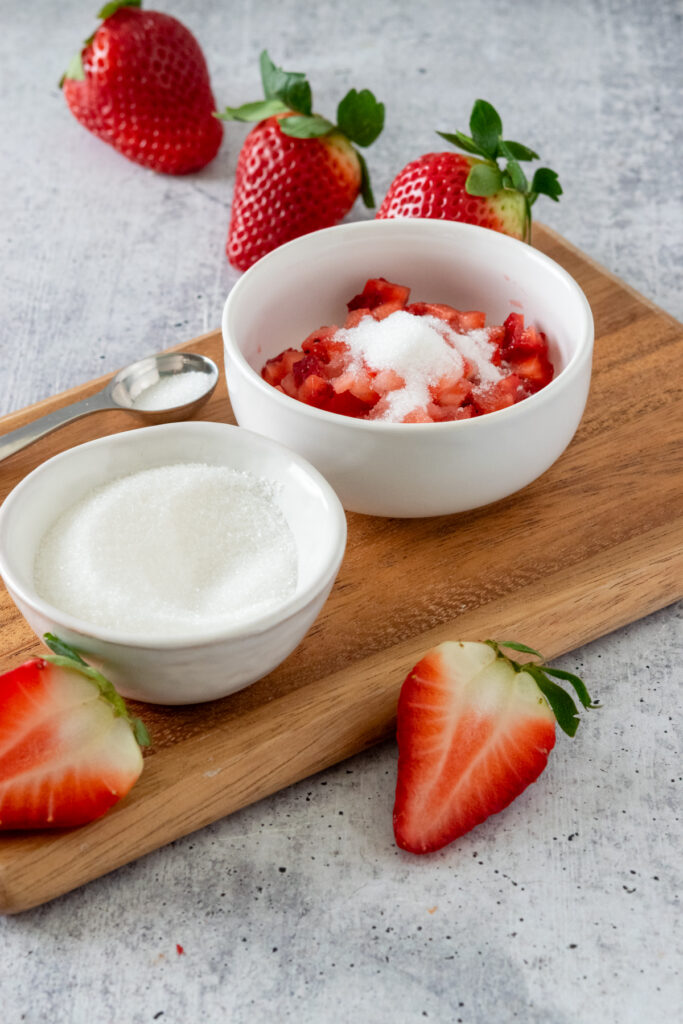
(0, 389, 116, 463)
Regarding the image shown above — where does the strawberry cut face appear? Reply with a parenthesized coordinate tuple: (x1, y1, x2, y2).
(394, 642, 556, 854)
(0, 654, 145, 830)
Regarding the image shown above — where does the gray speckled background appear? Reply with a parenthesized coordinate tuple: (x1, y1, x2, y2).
(1, 1, 681, 1021)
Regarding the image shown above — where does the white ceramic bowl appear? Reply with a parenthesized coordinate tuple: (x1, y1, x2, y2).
(0, 422, 346, 705)
(222, 219, 594, 517)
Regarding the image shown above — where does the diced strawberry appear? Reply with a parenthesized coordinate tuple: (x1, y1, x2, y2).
(301, 325, 340, 355)
(0, 638, 149, 830)
(298, 374, 334, 407)
(406, 303, 486, 333)
(325, 390, 376, 418)
(373, 368, 405, 394)
(506, 351, 554, 391)
(487, 325, 505, 365)
(431, 367, 470, 409)
(453, 310, 486, 331)
(502, 311, 525, 352)
(515, 326, 547, 355)
(292, 354, 327, 387)
(435, 378, 471, 408)
(347, 277, 411, 311)
(333, 368, 379, 404)
(406, 301, 461, 326)
(402, 407, 434, 423)
(344, 308, 371, 328)
(471, 375, 523, 414)
(426, 401, 452, 422)
(261, 348, 303, 386)
(371, 300, 405, 321)
(261, 281, 553, 423)
(280, 372, 298, 398)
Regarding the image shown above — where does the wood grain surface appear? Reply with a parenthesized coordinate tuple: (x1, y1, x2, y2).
(0, 224, 681, 914)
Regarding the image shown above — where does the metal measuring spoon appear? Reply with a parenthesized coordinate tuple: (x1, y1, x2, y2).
(0, 352, 219, 463)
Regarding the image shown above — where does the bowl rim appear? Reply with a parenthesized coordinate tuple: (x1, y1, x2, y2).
(222, 218, 594, 433)
(0, 421, 348, 650)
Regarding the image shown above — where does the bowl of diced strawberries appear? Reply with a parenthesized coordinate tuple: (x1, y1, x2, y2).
(222, 218, 593, 517)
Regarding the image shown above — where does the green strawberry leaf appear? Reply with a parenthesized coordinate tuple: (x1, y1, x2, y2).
(465, 162, 503, 196)
(542, 666, 598, 709)
(44, 632, 88, 665)
(216, 98, 289, 122)
(437, 130, 485, 156)
(531, 167, 563, 201)
(500, 139, 539, 161)
(259, 50, 312, 115)
(285, 80, 314, 117)
(495, 640, 544, 659)
(505, 156, 528, 192)
(469, 99, 502, 159)
(98, 0, 141, 18)
(133, 717, 152, 747)
(526, 666, 581, 737)
(355, 148, 375, 208)
(278, 115, 336, 138)
(336, 89, 385, 147)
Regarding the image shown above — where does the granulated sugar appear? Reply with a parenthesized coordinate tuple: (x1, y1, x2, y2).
(34, 463, 298, 637)
(133, 371, 209, 411)
(337, 310, 502, 422)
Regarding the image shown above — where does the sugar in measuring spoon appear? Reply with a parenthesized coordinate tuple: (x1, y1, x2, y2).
(0, 351, 219, 462)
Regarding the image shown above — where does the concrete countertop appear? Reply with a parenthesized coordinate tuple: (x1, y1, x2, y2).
(0, 1, 681, 1021)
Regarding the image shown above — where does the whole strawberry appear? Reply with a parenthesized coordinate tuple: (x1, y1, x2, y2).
(217, 52, 384, 270)
(377, 100, 561, 242)
(61, 0, 222, 175)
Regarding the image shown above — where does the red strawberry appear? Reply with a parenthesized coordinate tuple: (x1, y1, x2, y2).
(378, 100, 562, 242)
(61, 0, 222, 175)
(217, 52, 384, 270)
(0, 635, 150, 829)
(393, 640, 595, 854)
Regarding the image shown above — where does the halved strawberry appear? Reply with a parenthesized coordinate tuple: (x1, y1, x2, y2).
(393, 640, 595, 854)
(347, 277, 411, 311)
(0, 635, 149, 830)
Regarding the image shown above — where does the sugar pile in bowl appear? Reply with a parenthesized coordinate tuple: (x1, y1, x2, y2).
(338, 311, 502, 422)
(33, 463, 298, 637)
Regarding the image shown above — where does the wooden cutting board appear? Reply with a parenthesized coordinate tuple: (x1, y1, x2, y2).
(0, 225, 681, 914)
